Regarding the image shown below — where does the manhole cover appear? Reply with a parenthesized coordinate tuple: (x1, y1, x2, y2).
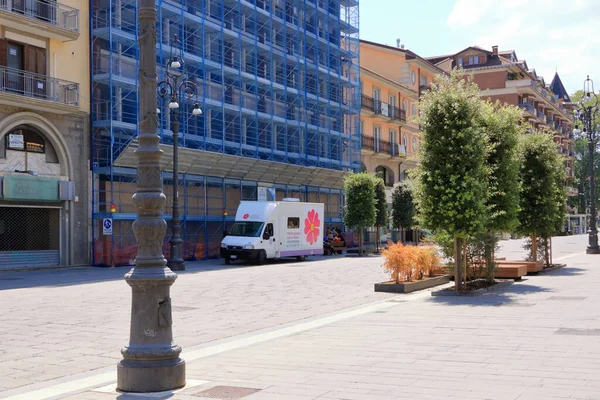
(547, 296, 587, 301)
(172, 306, 198, 312)
(193, 386, 261, 399)
(555, 328, 600, 336)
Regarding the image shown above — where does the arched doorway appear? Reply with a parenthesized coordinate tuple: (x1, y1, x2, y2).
(375, 165, 395, 187)
(0, 113, 74, 268)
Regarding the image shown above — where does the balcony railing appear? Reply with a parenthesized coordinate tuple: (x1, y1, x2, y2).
(0, 66, 79, 106)
(361, 94, 374, 112)
(0, 0, 79, 33)
(361, 135, 406, 157)
(518, 103, 535, 113)
(361, 95, 407, 122)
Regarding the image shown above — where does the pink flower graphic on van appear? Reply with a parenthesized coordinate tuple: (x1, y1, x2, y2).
(304, 209, 321, 245)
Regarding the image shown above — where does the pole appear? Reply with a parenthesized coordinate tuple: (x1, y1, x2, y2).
(168, 108, 185, 270)
(117, 0, 185, 392)
(587, 110, 600, 254)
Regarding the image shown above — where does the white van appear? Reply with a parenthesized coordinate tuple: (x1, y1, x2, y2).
(220, 199, 324, 264)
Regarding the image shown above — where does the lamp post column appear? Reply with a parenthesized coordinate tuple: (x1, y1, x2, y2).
(168, 109, 185, 271)
(587, 113, 600, 254)
(116, 0, 185, 392)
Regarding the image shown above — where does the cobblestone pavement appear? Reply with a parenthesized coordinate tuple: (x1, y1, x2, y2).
(1, 235, 598, 400)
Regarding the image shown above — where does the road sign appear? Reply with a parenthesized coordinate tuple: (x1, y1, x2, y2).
(103, 218, 113, 236)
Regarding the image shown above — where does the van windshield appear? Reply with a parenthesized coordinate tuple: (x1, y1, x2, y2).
(228, 222, 265, 237)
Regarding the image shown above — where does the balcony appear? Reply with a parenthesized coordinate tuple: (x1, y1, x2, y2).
(361, 135, 405, 158)
(518, 103, 535, 114)
(361, 94, 374, 112)
(0, 66, 79, 113)
(0, 0, 79, 42)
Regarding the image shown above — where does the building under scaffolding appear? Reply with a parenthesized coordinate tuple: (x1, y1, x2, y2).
(91, 0, 360, 265)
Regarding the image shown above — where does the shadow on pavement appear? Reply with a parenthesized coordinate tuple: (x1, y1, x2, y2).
(427, 281, 551, 307)
(0, 256, 330, 291)
(540, 267, 585, 277)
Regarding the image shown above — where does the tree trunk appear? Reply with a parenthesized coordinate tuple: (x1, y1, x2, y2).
(544, 236, 550, 267)
(550, 237, 553, 265)
(454, 237, 463, 292)
(531, 232, 538, 261)
(358, 228, 364, 256)
(484, 238, 494, 284)
(463, 240, 468, 288)
(375, 225, 380, 253)
(401, 228, 406, 244)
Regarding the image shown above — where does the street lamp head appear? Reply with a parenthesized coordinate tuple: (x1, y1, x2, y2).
(192, 103, 203, 115)
(156, 107, 161, 114)
(573, 128, 582, 136)
(169, 95, 179, 109)
(169, 56, 181, 70)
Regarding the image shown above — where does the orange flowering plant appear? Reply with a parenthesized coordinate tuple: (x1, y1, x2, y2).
(382, 243, 441, 283)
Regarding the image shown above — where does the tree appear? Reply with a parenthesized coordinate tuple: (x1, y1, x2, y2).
(518, 132, 568, 265)
(416, 70, 489, 291)
(478, 101, 522, 282)
(343, 172, 376, 256)
(391, 181, 415, 243)
(374, 177, 388, 253)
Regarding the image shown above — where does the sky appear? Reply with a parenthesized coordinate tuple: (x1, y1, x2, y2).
(359, 0, 600, 95)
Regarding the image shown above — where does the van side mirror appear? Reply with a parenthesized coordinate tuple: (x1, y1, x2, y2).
(263, 232, 271, 240)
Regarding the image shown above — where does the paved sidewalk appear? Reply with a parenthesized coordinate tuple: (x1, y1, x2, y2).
(2, 235, 599, 399)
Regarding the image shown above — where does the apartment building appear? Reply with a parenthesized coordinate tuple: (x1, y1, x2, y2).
(90, 0, 360, 265)
(427, 46, 575, 183)
(0, 0, 89, 269)
(359, 40, 444, 196)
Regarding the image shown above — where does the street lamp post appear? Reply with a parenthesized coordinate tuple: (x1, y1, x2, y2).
(157, 35, 202, 272)
(574, 75, 600, 254)
(116, 1, 186, 392)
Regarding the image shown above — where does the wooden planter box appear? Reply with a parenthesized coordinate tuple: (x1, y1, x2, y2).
(374, 275, 450, 294)
(496, 260, 544, 274)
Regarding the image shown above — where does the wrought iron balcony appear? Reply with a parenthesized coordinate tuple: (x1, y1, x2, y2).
(389, 107, 406, 122)
(0, 0, 79, 41)
(361, 135, 405, 157)
(361, 94, 374, 112)
(0, 66, 79, 107)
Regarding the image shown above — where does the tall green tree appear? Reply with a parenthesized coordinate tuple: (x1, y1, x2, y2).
(343, 172, 376, 256)
(374, 177, 388, 252)
(478, 101, 522, 282)
(416, 70, 489, 291)
(518, 132, 568, 264)
(391, 181, 415, 243)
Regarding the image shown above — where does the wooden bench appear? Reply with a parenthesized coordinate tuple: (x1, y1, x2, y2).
(496, 260, 544, 274)
(445, 264, 527, 280)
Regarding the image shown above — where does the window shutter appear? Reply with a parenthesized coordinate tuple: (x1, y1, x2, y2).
(36, 47, 46, 75)
(0, 39, 8, 67)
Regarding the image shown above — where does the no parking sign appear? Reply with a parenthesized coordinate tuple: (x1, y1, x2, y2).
(103, 218, 113, 236)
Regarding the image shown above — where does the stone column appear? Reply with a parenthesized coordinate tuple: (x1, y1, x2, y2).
(116, 0, 186, 392)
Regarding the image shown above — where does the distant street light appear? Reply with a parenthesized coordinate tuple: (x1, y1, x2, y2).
(574, 75, 600, 254)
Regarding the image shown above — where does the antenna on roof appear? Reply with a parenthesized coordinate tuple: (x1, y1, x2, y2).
(396, 38, 401, 48)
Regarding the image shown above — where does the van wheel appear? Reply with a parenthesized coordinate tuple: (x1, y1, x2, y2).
(224, 257, 231, 265)
(257, 250, 266, 265)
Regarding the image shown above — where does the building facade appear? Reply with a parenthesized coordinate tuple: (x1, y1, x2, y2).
(91, 0, 360, 265)
(359, 40, 443, 193)
(0, 1, 89, 269)
(427, 46, 575, 182)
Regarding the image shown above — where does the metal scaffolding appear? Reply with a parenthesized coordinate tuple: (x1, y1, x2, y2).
(90, 0, 361, 266)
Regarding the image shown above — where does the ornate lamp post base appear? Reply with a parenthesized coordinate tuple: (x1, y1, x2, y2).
(117, 268, 186, 392)
(587, 232, 600, 254)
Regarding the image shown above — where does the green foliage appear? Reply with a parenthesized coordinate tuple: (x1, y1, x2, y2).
(343, 172, 376, 230)
(517, 132, 568, 238)
(391, 181, 415, 230)
(479, 102, 522, 233)
(374, 178, 388, 228)
(416, 70, 489, 238)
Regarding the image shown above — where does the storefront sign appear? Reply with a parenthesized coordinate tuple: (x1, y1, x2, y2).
(8, 133, 24, 150)
(2, 175, 60, 202)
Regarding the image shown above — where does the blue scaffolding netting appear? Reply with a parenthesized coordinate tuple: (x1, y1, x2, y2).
(90, 0, 360, 265)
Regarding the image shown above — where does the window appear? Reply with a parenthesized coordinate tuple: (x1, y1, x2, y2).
(402, 134, 407, 147)
(411, 70, 416, 85)
(413, 137, 418, 152)
(264, 223, 274, 237)
(373, 87, 380, 101)
(287, 217, 300, 229)
(412, 104, 417, 116)
(402, 99, 407, 111)
(420, 76, 428, 87)
(5, 128, 45, 153)
(374, 125, 381, 152)
(388, 94, 396, 108)
(389, 129, 396, 145)
(229, 222, 264, 237)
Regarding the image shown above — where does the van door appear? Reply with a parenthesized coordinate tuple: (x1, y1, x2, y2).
(263, 222, 276, 258)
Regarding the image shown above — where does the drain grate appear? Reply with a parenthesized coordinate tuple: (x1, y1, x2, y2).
(172, 306, 198, 312)
(555, 328, 600, 336)
(547, 296, 587, 301)
(193, 386, 261, 399)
